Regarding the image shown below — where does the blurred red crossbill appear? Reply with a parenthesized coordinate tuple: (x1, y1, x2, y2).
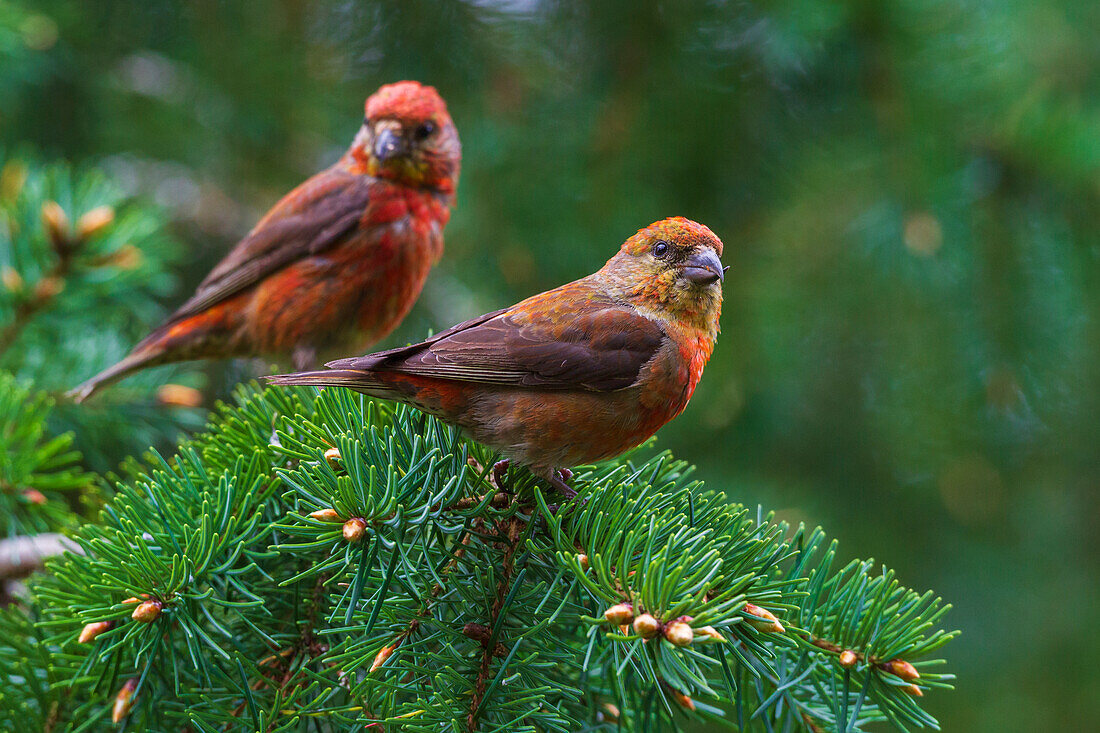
(70, 80, 460, 403)
(267, 217, 724, 495)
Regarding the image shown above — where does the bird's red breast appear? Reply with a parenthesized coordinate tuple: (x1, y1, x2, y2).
(141, 172, 451, 360)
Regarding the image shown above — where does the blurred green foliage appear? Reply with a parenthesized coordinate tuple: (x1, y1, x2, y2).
(0, 0, 1096, 729)
(0, 150, 206, 469)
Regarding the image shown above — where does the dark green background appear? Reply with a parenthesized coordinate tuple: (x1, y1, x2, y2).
(3, 1, 1097, 729)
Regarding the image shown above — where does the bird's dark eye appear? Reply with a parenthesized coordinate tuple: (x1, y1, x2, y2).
(414, 122, 436, 140)
(652, 240, 669, 259)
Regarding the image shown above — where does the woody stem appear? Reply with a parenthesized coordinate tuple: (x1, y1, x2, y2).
(467, 513, 526, 731)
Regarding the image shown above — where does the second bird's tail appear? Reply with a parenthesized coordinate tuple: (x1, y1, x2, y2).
(67, 349, 165, 404)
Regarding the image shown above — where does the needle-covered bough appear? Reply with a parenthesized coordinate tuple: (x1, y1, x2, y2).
(1, 382, 955, 731)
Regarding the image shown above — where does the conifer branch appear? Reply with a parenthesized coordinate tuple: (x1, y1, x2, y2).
(0, 384, 956, 731)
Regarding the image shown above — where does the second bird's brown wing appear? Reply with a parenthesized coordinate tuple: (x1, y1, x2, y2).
(328, 290, 667, 392)
(163, 169, 374, 326)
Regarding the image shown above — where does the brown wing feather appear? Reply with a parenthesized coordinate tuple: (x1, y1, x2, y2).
(164, 169, 373, 325)
(330, 288, 666, 392)
(326, 307, 511, 371)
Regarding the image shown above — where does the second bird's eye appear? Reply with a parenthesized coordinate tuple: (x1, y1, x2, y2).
(414, 122, 436, 140)
(652, 240, 669, 258)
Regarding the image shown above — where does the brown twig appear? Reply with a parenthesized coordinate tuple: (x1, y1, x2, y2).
(439, 492, 512, 512)
(467, 514, 524, 731)
(462, 623, 509, 658)
(809, 636, 921, 681)
(43, 698, 64, 733)
(0, 533, 77, 579)
(801, 711, 825, 732)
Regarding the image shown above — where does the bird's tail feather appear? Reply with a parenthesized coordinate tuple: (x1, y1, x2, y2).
(264, 369, 388, 394)
(67, 349, 165, 404)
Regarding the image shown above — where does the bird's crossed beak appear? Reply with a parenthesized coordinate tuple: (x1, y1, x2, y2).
(681, 249, 725, 285)
(373, 125, 407, 162)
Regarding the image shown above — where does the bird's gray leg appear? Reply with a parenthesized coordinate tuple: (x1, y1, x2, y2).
(292, 344, 319, 371)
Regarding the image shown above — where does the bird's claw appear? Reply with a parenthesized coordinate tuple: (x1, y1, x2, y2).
(492, 459, 511, 492)
(549, 468, 577, 500)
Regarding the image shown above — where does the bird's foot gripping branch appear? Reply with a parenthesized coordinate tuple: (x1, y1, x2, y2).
(1, 384, 955, 731)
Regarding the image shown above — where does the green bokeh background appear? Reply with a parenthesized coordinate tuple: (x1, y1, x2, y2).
(3, 1, 1097, 729)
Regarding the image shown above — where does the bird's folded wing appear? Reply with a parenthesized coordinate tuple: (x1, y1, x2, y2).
(330, 297, 666, 392)
(164, 170, 373, 324)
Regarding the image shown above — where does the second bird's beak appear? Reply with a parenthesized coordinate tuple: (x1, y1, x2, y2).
(681, 249, 725, 285)
(373, 127, 407, 162)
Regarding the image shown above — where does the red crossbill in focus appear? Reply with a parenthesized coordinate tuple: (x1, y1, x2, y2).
(70, 80, 461, 402)
(267, 217, 724, 496)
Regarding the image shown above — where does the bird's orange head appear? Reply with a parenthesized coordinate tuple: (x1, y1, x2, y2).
(603, 217, 724, 336)
(348, 81, 461, 193)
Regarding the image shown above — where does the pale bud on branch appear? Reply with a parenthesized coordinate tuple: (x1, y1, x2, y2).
(633, 613, 661, 639)
(743, 602, 785, 633)
(112, 678, 137, 723)
(131, 599, 162, 623)
(78, 620, 114, 644)
(343, 517, 367, 543)
(603, 602, 633, 625)
(76, 205, 115, 240)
